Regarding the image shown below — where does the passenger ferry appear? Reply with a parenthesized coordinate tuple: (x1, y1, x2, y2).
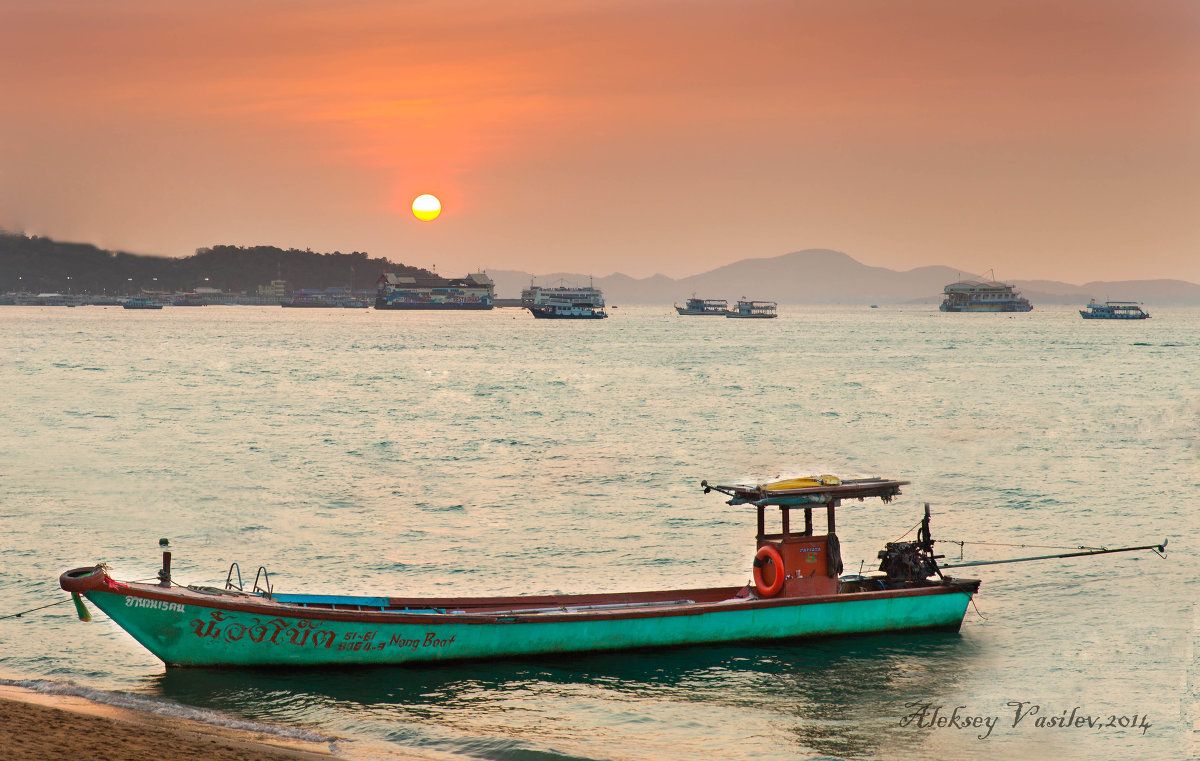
(1079, 299, 1149, 320)
(674, 296, 728, 315)
(726, 300, 777, 319)
(523, 281, 607, 319)
(939, 277, 1032, 312)
(376, 272, 494, 310)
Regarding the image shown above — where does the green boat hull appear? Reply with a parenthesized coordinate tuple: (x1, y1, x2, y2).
(82, 585, 973, 668)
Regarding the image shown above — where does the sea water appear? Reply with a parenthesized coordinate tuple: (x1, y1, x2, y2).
(0, 304, 1195, 761)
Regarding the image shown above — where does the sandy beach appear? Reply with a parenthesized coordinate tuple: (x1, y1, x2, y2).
(0, 684, 336, 761)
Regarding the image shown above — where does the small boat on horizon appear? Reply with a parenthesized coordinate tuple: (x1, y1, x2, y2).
(58, 474, 1165, 668)
(674, 296, 728, 316)
(726, 300, 777, 318)
(1080, 299, 1149, 319)
(122, 297, 163, 310)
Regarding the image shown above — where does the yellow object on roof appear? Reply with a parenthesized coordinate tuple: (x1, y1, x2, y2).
(762, 475, 841, 492)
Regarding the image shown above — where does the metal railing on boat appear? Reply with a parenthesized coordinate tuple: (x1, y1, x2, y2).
(225, 562, 243, 591)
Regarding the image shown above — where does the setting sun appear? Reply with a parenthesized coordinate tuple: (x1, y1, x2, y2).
(412, 194, 441, 221)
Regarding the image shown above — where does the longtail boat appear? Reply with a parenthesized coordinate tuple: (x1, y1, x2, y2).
(58, 476, 1163, 668)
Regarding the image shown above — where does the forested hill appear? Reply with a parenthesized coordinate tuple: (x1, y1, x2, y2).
(0, 233, 428, 294)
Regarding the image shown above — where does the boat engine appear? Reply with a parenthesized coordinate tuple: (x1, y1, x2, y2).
(877, 541, 939, 582)
(877, 503, 943, 582)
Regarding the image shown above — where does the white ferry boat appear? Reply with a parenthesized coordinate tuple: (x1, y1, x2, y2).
(674, 296, 728, 315)
(1079, 299, 1149, 320)
(726, 300, 777, 318)
(939, 278, 1032, 312)
(523, 281, 607, 319)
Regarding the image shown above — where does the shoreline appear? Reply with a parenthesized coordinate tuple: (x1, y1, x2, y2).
(0, 680, 465, 761)
(0, 674, 484, 761)
(0, 682, 338, 761)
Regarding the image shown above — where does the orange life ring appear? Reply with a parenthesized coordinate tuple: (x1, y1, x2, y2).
(752, 544, 786, 597)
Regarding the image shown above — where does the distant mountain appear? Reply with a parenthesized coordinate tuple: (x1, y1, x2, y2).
(5, 232, 1197, 305)
(491, 250, 1200, 306)
(1015, 279, 1200, 306)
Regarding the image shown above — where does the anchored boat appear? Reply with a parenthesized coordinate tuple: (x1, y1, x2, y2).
(375, 272, 495, 310)
(1079, 299, 1149, 319)
(939, 277, 1033, 312)
(674, 296, 729, 316)
(726, 300, 777, 318)
(58, 476, 1164, 668)
(523, 281, 607, 319)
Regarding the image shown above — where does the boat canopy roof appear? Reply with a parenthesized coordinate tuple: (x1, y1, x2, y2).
(943, 280, 1013, 292)
(701, 476, 909, 507)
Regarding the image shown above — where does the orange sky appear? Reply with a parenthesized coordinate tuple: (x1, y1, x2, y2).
(1, 0, 1198, 281)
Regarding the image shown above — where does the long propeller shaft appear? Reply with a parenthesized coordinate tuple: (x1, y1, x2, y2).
(938, 540, 1167, 569)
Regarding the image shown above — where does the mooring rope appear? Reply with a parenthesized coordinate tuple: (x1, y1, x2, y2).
(0, 574, 166, 622)
(0, 598, 73, 620)
(970, 596, 988, 620)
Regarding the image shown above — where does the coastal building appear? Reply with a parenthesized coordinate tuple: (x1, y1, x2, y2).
(257, 280, 289, 302)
